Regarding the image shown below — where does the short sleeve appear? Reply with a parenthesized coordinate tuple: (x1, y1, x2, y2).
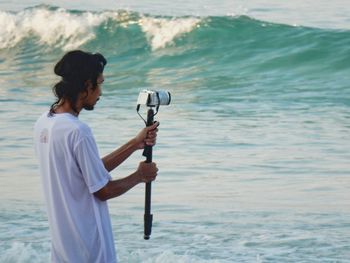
(74, 134, 111, 194)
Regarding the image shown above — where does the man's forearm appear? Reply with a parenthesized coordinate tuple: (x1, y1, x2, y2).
(94, 172, 141, 201)
(102, 138, 139, 172)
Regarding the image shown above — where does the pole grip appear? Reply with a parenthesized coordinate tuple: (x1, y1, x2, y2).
(143, 108, 154, 240)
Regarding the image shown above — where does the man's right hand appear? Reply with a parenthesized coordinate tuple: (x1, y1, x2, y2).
(137, 161, 158, 183)
(94, 161, 159, 201)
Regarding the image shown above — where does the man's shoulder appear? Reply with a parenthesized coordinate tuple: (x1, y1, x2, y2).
(58, 114, 92, 137)
(34, 111, 51, 132)
(35, 112, 92, 137)
(73, 119, 92, 138)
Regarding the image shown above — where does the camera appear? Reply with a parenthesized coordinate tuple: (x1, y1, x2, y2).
(137, 90, 171, 107)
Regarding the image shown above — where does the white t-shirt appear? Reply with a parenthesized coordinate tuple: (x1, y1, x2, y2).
(34, 112, 117, 263)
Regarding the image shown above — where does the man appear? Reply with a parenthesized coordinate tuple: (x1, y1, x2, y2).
(34, 50, 159, 262)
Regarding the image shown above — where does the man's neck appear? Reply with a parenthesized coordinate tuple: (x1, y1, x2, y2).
(54, 100, 81, 116)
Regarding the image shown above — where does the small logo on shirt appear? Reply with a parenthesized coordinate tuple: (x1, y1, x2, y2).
(40, 129, 49, 143)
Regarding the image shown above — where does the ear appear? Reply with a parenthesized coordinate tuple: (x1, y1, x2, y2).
(85, 80, 93, 91)
(84, 80, 95, 97)
(79, 80, 92, 100)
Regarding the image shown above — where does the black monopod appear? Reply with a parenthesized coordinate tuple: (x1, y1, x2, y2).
(136, 90, 171, 240)
(143, 107, 154, 240)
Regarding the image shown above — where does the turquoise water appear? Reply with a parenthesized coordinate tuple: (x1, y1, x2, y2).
(1, 3, 350, 262)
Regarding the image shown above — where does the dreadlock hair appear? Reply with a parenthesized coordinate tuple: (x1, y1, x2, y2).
(49, 50, 107, 115)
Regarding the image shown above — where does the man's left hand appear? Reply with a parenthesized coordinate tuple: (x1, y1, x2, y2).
(134, 121, 159, 150)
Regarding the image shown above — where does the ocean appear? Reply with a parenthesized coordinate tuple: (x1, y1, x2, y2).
(0, 1, 350, 262)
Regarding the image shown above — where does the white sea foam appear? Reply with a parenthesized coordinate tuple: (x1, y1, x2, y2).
(0, 7, 120, 50)
(0, 241, 49, 263)
(1, 243, 224, 263)
(125, 249, 223, 263)
(139, 16, 200, 50)
(0, 7, 201, 51)
(143, 250, 222, 263)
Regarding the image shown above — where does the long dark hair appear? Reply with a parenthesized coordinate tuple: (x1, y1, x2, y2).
(49, 50, 107, 115)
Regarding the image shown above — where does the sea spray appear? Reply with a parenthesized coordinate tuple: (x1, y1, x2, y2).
(139, 16, 200, 50)
(0, 6, 105, 50)
(0, 6, 202, 51)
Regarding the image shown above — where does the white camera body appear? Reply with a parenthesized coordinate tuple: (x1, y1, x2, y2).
(137, 90, 171, 107)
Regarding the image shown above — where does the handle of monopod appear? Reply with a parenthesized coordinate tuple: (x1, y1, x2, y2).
(143, 108, 154, 240)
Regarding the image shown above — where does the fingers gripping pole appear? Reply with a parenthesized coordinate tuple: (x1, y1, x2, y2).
(143, 108, 154, 240)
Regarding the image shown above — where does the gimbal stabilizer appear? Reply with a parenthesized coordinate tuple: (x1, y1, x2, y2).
(136, 90, 171, 240)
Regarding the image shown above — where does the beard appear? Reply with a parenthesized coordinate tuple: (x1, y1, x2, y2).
(83, 101, 95, 111)
(82, 98, 99, 111)
(83, 104, 94, 111)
